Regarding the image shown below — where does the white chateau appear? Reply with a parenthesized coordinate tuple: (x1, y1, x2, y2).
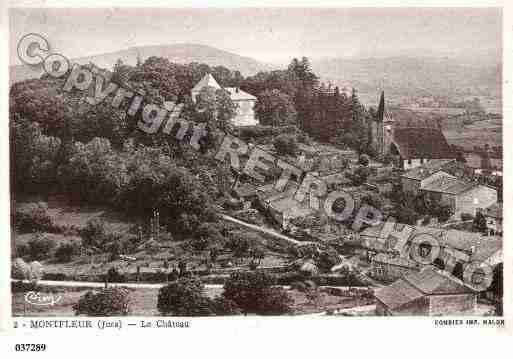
(191, 73, 258, 126)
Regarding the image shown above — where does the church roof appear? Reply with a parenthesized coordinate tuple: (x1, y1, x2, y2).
(191, 73, 222, 93)
(392, 127, 454, 160)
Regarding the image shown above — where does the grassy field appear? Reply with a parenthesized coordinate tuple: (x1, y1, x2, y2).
(443, 118, 502, 149)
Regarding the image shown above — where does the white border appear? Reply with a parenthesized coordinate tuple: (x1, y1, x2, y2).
(1, 1, 512, 356)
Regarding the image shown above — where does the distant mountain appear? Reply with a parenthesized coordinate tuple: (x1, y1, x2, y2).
(10, 43, 275, 85)
(311, 56, 501, 102)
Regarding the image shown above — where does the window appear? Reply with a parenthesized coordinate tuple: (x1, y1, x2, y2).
(420, 158, 424, 164)
(407, 159, 412, 165)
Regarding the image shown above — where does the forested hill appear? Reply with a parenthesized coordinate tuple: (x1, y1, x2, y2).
(10, 43, 275, 84)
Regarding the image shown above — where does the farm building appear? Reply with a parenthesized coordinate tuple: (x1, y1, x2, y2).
(374, 266, 477, 316)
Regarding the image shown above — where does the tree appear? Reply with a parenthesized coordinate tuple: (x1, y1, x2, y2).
(222, 271, 293, 315)
(254, 89, 297, 126)
(54, 242, 78, 263)
(74, 287, 131, 316)
(394, 205, 420, 225)
(473, 211, 488, 233)
(80, 218, 108, 250)
(11, 119, 62, 193)
(157, 277, 216, 316)
(358, 154, 370, 167)
(27, 233, 56, 261)
(351, 166, 371, 186)
(273, 134, 298, 156)
(195, 86, 237, 132)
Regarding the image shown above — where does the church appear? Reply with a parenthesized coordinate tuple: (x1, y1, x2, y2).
(370, 92, 455, 170)
(191, 73, 258, 127)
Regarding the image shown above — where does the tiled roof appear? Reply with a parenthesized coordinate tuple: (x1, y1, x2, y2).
(401, 159, 456, 181)
(374, 278, 424, 310)
(362, 224, 502, 265)
(375, 266, 475, 310)
(402, 266, 475, 295)
(232, 183, 257, 198)
(224, 87, 257, 101)
(421, 176, 476, 195)
(373, 253, 419, 269)
(269, 196, 314, 218)
(392, 127, 454, 160)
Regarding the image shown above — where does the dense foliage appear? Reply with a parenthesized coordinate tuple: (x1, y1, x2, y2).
(74, 287, 131, 316)
(222, 271, 293, 315)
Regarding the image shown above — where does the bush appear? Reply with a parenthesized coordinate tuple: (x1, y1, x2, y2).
(157, 277, 215, 316)
(105, 267, 126, 283)
(15, 203, 57, 233)
(461, 213, 474, 221)
(222, 271, 293, 315)
(54, 242, 79, 263)
(273, 134, 298, 156)
(358, 154, 370, 167)
(74, 287, 131, 316)
(27, 233, 56, 261)
(80, 218, 107, 249)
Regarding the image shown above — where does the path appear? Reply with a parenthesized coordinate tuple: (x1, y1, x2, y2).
(220, 214, 315, 246)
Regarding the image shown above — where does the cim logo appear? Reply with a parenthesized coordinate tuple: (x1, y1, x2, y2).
(24, 291, 62, 306)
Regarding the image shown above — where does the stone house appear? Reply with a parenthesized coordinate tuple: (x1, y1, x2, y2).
(420, 176, 497, 218)
(400, 159, 457, 195)
(483, 202, 502, 236)
(374, 266, 477, 316)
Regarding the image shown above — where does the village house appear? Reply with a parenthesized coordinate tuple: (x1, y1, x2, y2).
(420, 175, 497, 219)
(231, 183, 258, 209)
(370, 253, 420, 282)
(400, 159, 456, 195)
(374, 266, 478, 316)
(484, 202, 502, 236)
(191, 73, 258, 126)
(359, 224, 502, 277)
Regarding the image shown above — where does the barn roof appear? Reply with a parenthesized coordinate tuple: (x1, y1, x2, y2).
(392, 127, 454, 160)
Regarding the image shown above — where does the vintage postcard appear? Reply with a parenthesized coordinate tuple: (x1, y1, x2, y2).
(1, 2, 511, 357)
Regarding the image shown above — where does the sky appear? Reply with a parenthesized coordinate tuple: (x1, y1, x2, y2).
(9, 7, 502, 65)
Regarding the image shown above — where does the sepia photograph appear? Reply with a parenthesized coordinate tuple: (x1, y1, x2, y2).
(7, 6, 504, 322)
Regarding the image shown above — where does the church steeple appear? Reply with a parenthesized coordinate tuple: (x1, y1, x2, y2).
(377, 91, 385, 123)
(373, 91, 394, 155)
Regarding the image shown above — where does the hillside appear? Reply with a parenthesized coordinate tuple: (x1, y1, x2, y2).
(311, 56, 501, 102)
(10, 43, 275, 84)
